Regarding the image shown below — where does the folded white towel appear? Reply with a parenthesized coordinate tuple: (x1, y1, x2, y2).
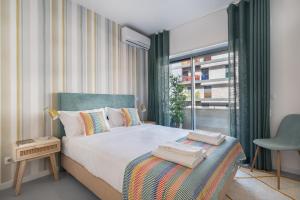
(158, 141, 205, 157)
(152, 148, 206, 168)
(187, 130, 226, 145)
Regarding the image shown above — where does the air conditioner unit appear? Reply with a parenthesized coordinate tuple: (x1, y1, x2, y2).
(121, 27, 150, 50)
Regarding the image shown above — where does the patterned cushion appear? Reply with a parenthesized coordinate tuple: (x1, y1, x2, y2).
(121, 108, 141, 126)
(80, 111, 110, 136)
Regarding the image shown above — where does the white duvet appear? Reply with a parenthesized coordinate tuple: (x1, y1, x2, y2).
(62, 124, 189, 192)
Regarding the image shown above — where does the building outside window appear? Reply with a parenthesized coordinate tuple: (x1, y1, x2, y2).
(169, 43, 229, 134)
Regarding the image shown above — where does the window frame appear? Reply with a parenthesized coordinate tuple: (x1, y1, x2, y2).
(169, 42, 229, 130)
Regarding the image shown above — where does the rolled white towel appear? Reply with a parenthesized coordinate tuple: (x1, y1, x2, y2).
(187, 130, 226, 145)
(152, 148, 206, 168)
(158, 141, 205, 157)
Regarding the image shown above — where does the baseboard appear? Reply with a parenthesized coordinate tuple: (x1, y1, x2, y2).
(0, 170, 50, 191)
(273, 164, 300, 176)
(281, 167, 300, 176)
(281, 170, 300, 182)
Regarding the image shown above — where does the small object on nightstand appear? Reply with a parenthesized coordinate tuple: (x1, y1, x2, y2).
(12, 136, 61, 195)
(16, 139, 34, 146)
(35, 136, 51, 141)
(143, 121, 156, 125)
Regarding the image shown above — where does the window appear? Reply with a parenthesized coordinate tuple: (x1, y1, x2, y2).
(169, 43, 229, 134)
(201, 69, 209, 80)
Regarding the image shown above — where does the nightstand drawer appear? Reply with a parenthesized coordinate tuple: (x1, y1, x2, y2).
(13, 138, 60, 161)
(15, 141, 60, 161)
(143, 121, 156, 125)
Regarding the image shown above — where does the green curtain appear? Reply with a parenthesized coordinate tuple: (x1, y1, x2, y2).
(228, 0, 272, 170)
(148, 31, 170, 126)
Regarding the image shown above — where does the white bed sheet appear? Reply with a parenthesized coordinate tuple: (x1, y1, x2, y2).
(62, 124, 189, 192)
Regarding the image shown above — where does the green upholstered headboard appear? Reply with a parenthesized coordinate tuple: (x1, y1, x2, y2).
(57, 93, 135, 138)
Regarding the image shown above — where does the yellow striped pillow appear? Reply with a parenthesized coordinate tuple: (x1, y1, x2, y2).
(80, 111, 110, 136)
(121, 108, 141, 126)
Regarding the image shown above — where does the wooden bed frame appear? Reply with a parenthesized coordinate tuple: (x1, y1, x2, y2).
(61, 153, 237, 200)
(62, 154, 122, 200)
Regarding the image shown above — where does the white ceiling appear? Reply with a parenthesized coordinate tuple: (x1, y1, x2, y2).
(70, 0, 233, 35)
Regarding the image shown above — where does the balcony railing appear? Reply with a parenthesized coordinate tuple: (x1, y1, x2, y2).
(179, 78, 229, 86)
(182, 107, 230, 135)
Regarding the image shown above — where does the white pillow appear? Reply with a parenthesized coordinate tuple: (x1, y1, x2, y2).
(59, 111, 83, 137)
(106, 107, 124, 128)
(59, 108, 105, 137)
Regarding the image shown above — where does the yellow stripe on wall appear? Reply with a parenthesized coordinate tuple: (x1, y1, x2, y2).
(16, 0, 22, 141)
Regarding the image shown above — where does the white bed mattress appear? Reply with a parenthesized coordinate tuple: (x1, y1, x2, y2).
(62, 124, 189, 192)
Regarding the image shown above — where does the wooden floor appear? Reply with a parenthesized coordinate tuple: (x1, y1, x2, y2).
(0, 167, 299, 200)
(226, 168, 300, 200)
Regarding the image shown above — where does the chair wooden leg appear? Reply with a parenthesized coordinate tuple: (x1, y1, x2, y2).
(251, 146, 260, 172)
(276, 150, 281, 190)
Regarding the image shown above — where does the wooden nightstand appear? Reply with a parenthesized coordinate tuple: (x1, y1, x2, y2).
(12, 137, 61, 195)
(143, 121, 156, 125)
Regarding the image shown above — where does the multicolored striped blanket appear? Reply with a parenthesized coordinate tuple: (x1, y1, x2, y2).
(122, 136, 245, 200)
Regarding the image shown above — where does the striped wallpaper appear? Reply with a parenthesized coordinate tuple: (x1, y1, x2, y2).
(0, 0, 148, 185)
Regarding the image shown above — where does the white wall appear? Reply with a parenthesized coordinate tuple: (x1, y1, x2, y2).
(170, 1, 300, 175)
(170, 9, 228, 55)
(270, 0, 300, 175)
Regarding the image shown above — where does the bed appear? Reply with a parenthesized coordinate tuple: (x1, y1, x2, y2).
(57, 93, 245, 200)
